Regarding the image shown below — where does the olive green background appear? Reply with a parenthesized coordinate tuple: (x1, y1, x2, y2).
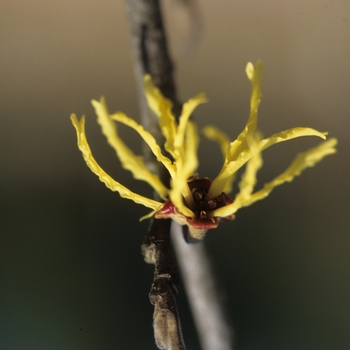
(1, 1, 349, 349)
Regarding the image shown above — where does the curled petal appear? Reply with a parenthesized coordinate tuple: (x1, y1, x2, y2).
(169, 183, 195, 219)
(209, 135, 262, 218)
(259, 127, 327, 151)
(110, 112, 176, 180)
(169, 121, 201, 209)
(143, 75, 177, 158)
(212, 138, 337, 218)
(111, 110, 196, 214)
(235, 134, 263, 200)
(202, 125, 235, 193)
(208, 61, 263, 199)
(208, 145, 253, 199)
(91, 97, 168, 199)
(170, 93, 207, 207)
(70, 114, 162, 211)
(229, 61, 264, 157)
(174, 92, 207, 159)
(245, 60, 263, 137)
(208, 128, 328, 200)
(182, 120, 200, 179)
(247, 138, 338, 205)
(227, 61, 263, 160)
(139, 209, 159, 222)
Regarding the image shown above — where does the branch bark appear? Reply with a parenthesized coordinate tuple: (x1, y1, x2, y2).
(142, 219, 185, 350)
(126, 1, 185, 349)
(125, 1, 236, 349)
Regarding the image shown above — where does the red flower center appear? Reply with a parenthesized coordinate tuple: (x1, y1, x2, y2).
(187, 176, 233, 220)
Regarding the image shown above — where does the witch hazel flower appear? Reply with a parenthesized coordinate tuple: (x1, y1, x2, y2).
(71, 61, 337, 240)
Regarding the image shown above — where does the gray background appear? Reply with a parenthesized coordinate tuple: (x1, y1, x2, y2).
(1, 1, 349, 349)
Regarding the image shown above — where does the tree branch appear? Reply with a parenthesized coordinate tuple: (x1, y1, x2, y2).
(126, 1, 185, 349)
(125, 1, 235, 349)
(142, 218, 185, 350)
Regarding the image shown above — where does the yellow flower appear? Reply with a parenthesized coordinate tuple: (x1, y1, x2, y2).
(71, 61, 337, 240)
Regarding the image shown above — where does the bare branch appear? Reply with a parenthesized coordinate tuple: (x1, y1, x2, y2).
(142, 218, 185, 350)
(125, 1, 235, 349)
(126, 1, 185, 348)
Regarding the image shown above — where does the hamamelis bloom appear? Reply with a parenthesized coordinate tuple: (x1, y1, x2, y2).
(71, 61, 337, 240)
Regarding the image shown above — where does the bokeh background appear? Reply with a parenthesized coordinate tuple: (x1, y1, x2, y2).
(1, 1, 349, 349)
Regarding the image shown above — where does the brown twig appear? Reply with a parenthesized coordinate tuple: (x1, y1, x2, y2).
(125, 0, 235, 349)
(125, 0, 181, 166)
(125, 0, 185, 349)
(142, 219, 185, 350)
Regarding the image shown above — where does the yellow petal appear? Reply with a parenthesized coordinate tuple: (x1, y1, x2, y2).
(139, 209, 159, 221)
(91, 97, 168, 199)
(208, 61, 263, 199)
(168, 93, 206, 209)
(208, 127, 328, 200)
(169, 152, 195, 212)
(202, 125, 235, 193)
(173, 92, 207, 159)
(182, 120, 200, 176)
(246, 138, 338, 205)
(169, 183, 195, 218)
(168, 121, 201, 212)
(212, 138, 337, 218)
(143, 75, 177, 158)
(259, 127, 327, 151)
(235, 135, 263, 200)
(110, 112, 176, 180)
(225, 61, 264, 164)
(70, 114, 162, 211)
(208, 144, 253, 199)
(209, 135, 262, 218)
(244, 60, 263, 138)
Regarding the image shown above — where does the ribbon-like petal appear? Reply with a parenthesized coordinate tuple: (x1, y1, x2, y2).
(203, 125, 235, 193)
(143, 75, 177, 158)
(70, 114, 162, 211)
(212, 138, 337, 217)
(91, 97, 168, 199)
(111, 112, 176, 180)
(208, 61, 263, 198)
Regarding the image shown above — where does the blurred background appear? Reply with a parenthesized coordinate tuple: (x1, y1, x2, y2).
(1, 0, 349, 349)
